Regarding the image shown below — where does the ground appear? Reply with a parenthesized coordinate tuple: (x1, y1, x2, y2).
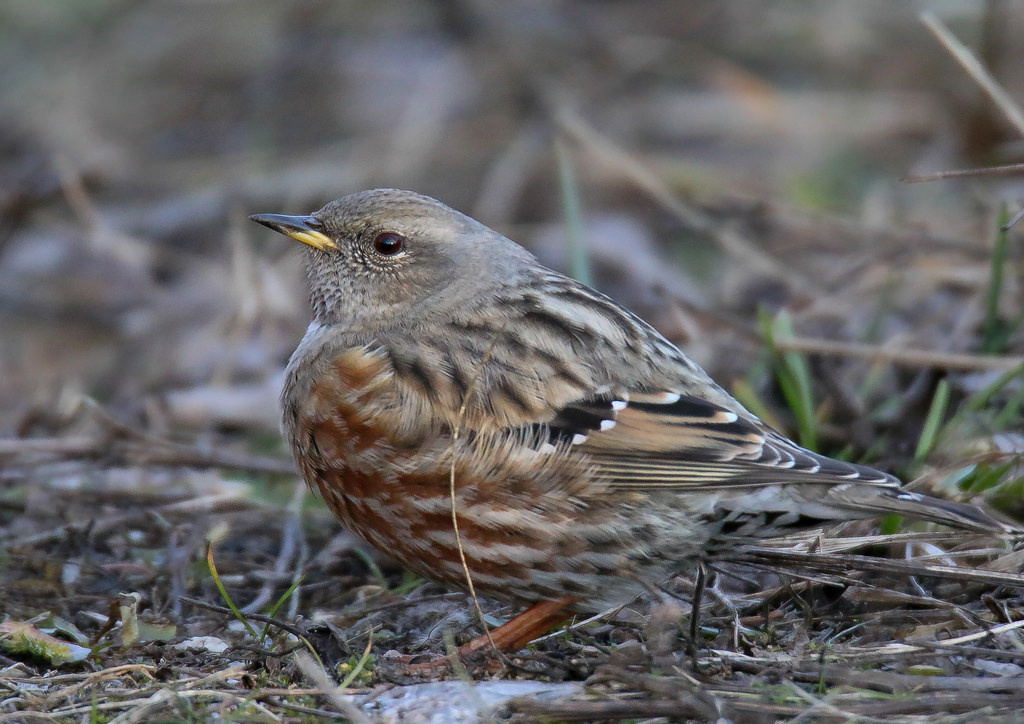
(2, 2, 1024, 722)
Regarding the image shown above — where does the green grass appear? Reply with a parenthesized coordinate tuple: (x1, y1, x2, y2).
(982, 204, 1014, 354)
(338, 635, 375, 688)
(759, 309, 818, 451)
(914, 378, 951, 463)
(555, 137, 591, 286)
(206, 540, 324, 666)
(207, 541, 260, 640)
(260, 576, 305, 645)
(747, 205, 1023, 530)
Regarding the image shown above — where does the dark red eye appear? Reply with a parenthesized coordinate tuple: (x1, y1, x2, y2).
(373, 232, 405, 256)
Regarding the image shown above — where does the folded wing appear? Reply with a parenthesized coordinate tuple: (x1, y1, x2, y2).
(535, 388, 1019, 537)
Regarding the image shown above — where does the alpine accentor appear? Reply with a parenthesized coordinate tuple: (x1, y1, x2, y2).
(251, 189, 1020, 618)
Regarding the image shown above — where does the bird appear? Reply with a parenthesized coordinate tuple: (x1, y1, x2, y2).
(251, 188, 1021, 653)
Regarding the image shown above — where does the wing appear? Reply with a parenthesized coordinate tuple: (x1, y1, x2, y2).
(536, 388, 1024, 536)
(540, 388, 899, 490)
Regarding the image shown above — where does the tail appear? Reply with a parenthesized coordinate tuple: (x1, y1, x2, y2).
(830, 485, 1023, 537)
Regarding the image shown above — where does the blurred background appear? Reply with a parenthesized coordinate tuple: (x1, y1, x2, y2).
(2, 1, 1023, 503)
(3, 3, 1024, 706)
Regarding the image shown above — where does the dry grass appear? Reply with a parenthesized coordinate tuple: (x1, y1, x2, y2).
(2, 2, 1024, 721)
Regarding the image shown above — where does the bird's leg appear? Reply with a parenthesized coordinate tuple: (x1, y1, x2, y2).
(404, 597, 575, 675)
(460, 596, 576, 657)
(688, 561, 708, 667)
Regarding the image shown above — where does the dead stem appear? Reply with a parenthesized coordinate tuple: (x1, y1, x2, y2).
(448, 333, 505, 662)
(773, 335, 1024, 371)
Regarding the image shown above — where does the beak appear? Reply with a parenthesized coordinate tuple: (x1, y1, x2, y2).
(249, 213, 338, 252)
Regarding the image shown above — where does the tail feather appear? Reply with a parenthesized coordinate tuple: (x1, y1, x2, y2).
(831, 485, 1023, 537)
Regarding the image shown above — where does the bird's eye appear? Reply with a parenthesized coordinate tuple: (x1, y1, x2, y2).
(372, 232, 405, 256)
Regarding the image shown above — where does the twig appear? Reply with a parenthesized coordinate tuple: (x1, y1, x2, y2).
(504, 697, 720, 721)
(921, 11, 1024, 137)
(555, 108, 818, 293)
(3, 493, 252, 546)
(740, 549, 1024, 589)
(177, 595, 307, 640)
(292, 650, 371, 724)
(0, 436, 296, 476)
(345, 592, 466, 617)
(105, 687, 178, 724)
(243, 478, 307, 614)
(1004, 205, 1024, 231)
(903, 162, 1024, 183)
(773, 335, 1024, 372)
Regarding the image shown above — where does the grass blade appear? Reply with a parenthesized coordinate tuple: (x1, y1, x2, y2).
(555, 137, 591, 286)
(914, 379, 950, 463)
(982, 204, 1011, 353)
(760, 309, 818, 450)
(207, 542, 260, 640)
